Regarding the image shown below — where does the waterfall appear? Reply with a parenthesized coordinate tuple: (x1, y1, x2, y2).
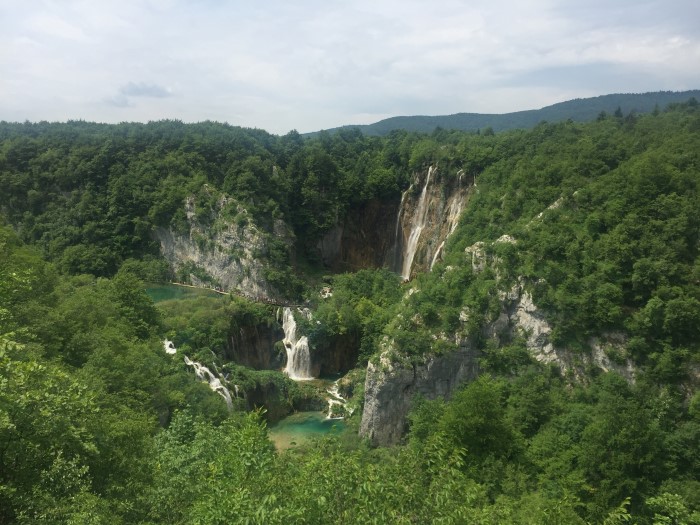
(430, 241, 446, 270)
(326, 379, 353, 419)
(282, 307, 314, 380)
(401, 166, 434, 280)
(429, 178, 466, 270)
(163, 339, 177, 354)
(392, 189, 409, 271)
(184, 355, 234, 410)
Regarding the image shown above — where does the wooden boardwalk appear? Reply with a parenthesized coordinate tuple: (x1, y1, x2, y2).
(168, 282, 305, 308)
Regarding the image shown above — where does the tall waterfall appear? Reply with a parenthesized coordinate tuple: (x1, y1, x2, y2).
(282, 307, 314, 380)
(183, 355, 234, 410)
(400, 166, 434, 280)
(430, 173, 467, 270)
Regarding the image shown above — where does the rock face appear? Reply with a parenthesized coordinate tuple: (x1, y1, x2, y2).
(226, 324, 285, 371)
(361, 235, 638, 446)
(156, 187, 293, 300)
(316, 166, 473, 277)
(394, 166, 473, 279)
(507, 288, 636, 383)
(466, 237, 637, 383)
(316, 199, 400, 271)
(359, 346, 479, 446)
(312, 333, 361, 377)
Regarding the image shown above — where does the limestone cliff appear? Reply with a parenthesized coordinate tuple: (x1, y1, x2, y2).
(359, 345, 479, 446)
(227, 324, 285, 371)
(508, 288, 636, 382)
(360, 233, 638, 447)
(316, 165, 473, 277)
(394, 166, 473, 279)
(316, 199, 399, 271)
(155, 186, 293, 300)
(467, 237, 637, 383)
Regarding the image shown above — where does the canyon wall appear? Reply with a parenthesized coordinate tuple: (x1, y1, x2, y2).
(226, 324, 285, 371)
(360, 235, 638, 446)
(360, 345, 480, 446)
(317, 165, 473, 278)
(156, 187, 293, 301)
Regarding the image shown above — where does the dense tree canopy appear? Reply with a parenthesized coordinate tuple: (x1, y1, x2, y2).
(0, 100, 699, 523)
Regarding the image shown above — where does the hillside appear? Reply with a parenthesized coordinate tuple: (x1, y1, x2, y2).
(309, 89, 700, 136)
(1, 99, 699, 523)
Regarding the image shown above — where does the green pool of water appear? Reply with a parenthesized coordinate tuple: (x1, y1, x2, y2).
(145, 284, 221, 303)
(268, 412, 346, 450)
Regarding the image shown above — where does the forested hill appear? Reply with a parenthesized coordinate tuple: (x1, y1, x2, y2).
(310, 89, 700, 136)
(1, 99, 700, 523)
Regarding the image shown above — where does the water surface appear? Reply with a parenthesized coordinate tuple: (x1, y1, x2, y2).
(268, 412, 346, 450)
(145, 284, 221, 303)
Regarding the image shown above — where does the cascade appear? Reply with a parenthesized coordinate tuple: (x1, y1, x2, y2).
(430, 240, 446, 270)
(326, 379, 353, 419)
(183, 355, 234, 410)
(281, 307, 314, 380)
(429, 176, 466, 270)
(392, 190, 408, 271)
(401, 166, 434, 280)
(163, 339, 177, 354)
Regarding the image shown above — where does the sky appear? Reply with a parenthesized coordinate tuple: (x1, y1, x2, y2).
(1, 0, 699, 135)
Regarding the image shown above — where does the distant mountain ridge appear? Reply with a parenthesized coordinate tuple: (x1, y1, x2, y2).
(308, 90, 700, 136)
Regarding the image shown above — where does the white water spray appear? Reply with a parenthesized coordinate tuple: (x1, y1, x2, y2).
(163, 339, 177, 355)
(184, 355, 234, 410)
(282, 307, 314, 380)
(401, 166, 434, 280)
(430, 240, 446, 270)
(326, 379, 353, 419)
(429, 178, 466, 270)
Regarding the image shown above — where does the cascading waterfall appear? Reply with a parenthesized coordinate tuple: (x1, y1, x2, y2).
(430, 240, 446, 270)
(429, 174, 467, 270)
(163, 339, 177, 355)
(401, 166, 434, 280)
(282, 307, 314, 380)
(392, 190, 408, 271)
(326, 380, 353, 419)
(183, 355, 234, 410)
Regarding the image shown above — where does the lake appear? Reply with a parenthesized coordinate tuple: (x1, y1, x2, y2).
(145, 283, 222, 303)
(268, 411, 346, 451)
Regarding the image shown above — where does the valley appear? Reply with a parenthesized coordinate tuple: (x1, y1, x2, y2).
(1, 98, 699, 523)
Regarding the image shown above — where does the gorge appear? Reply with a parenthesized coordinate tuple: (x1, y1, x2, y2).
(2, 102, 698, 523)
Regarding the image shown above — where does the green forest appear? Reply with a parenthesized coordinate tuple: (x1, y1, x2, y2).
(1, 99, 699, 523)
(312, 90, 700, 136)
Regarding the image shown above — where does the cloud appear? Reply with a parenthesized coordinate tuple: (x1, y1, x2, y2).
(119, 81, 172, 98)
(103, 82, 172, 110)
(104, 94, 132, 108)
(0, 0, 698, 133)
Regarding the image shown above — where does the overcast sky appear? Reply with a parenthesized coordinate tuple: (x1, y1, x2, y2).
(1, 0, 699, 134)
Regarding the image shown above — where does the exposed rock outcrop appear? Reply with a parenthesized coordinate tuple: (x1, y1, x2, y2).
(361, 235, 638, 446)
(359, 345, 479, 446)
(227, 324, 285, 371)
(466, 236, 637, 383)
(395, 166, 473, 278)
(503, 286, 636, 383)
(316, 199, 400, 271)
(156, 187, 293, 300)
(316, 166, 473, 277)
